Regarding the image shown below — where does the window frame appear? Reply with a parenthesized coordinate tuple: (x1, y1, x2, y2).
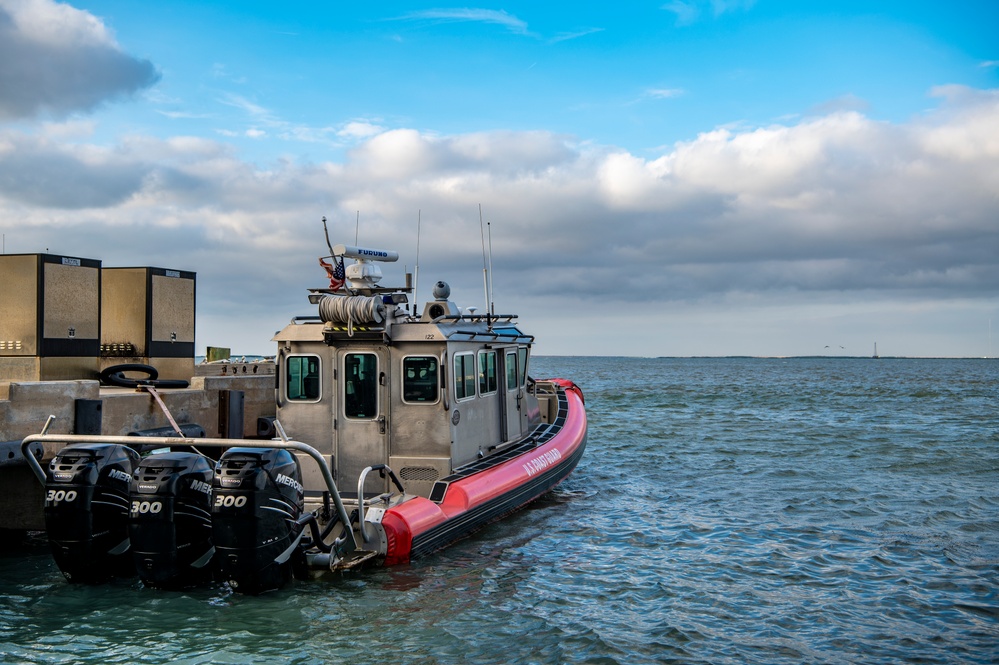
(402, 355, 440, 405)
(478, 350, 498, 396)
(454, 352, 477, 402)
(505, 350, 518, 393)
(343, 351, 379, 420)
(285, 354, 322, 403)
(518, 346, 529, 387)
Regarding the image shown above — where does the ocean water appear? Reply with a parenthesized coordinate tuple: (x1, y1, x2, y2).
(1, 356, 997, 664)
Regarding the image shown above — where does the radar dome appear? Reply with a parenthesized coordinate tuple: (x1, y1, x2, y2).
(433, 281, 451, 300)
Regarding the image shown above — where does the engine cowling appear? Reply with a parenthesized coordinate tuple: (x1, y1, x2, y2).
(44, 443, 140, 583)
(211, 447, 305, 594)
(129, 452, 215, 588)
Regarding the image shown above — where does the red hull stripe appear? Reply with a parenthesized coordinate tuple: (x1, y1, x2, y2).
(380, 384, 587, 565)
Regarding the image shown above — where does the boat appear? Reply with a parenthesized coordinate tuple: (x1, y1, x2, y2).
(19, 224, 588, 593)
(873, 343, 879, 359)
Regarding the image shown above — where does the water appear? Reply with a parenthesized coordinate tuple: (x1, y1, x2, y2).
(2, 357, 997, 664)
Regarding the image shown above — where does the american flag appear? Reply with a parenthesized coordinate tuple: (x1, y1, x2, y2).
(331, 258, 345, 290)
(319, 257, 346, 290)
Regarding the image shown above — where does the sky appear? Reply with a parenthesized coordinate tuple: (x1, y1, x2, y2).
(1, 0, 997, 358)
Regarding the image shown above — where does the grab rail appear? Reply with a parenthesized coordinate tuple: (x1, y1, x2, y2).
(357, 463, 406, 545)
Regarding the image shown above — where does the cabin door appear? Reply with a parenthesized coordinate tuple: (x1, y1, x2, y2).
(501, 348, 524, 442)
(334, 348, 390, 497)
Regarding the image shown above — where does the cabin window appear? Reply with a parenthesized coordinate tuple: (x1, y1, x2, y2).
(506, 351, 518, 392)
(478, 350, 497, 395)
(403, 356, 439, 403)
(454, 353, 476, 401)
(286, 355, 321, 402)
(518, 347, 529, 387)
(344, 352, 378, 419)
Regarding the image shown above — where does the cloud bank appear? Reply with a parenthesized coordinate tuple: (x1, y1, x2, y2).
(3, 87, 997, 344)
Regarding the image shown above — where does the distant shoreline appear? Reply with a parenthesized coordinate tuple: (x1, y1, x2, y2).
(533, 355, 997, 360)
(221, 353, 995, 361)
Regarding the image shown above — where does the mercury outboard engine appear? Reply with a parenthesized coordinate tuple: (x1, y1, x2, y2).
(212, 447, 305, 594)
(129, 452, 215, 588)
(44, 443, 140, 583)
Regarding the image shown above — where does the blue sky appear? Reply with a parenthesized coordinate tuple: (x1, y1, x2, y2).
(83, 2, 998, 160)
(1, 1, 998, 357)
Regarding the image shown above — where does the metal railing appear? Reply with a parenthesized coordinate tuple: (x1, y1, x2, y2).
(20, 416, 358, 560)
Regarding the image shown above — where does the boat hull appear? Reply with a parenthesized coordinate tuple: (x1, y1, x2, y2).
(20, 381, 587, 583)
(380, 380, 586, 564)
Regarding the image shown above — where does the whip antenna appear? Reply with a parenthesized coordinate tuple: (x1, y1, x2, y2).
(322, 216, 335, 256)
(414, 210, 422, 314)
(487, 221, 495, 319)
(319, 216, 346, 291)
(479, 204, 489, 321)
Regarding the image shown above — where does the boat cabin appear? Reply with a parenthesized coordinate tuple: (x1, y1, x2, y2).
(272, 245, 545, 501)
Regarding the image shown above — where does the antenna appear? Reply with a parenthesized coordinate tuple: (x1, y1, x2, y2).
(414, 210, 422, 313)
(487, 221, 495, 318)
(354, 211, 360, 245)
(479, 204, 489, 317)
(321, 216, 335, 256)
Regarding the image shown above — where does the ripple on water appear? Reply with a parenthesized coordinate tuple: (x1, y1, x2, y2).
(2, 357, 998, 664)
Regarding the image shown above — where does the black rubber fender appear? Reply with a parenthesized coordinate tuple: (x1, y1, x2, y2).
(100, 363, 158, 386)
(99, 363, 190, 389)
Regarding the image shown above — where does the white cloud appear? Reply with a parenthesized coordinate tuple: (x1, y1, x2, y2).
(644, 88, 686, 100)
(709, 0, 756, 17)
(2, 0, 111, 46)
(392, 9, 531, 36)
(806, 93, 870, 116)
(550, 27, 604, 44)
(922, 86, 999, 159)
(349, 129, 441, 179)
(662, 0, 755, 26)
(598, 151, 666, 207)
(0, 0, 159, 119)
(158, 110, 215, 120)
(338, 121, 386, 140)
(662, 1, 700, 26)
(219, 93, 272, 120)
(38, 119, 98, 140)
(214, 94, 371, 147)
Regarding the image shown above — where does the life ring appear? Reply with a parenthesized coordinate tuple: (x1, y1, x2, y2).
(99, 363, 190, 389)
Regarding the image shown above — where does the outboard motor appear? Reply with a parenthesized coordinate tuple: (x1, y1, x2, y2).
(129, 452, 215, 588)
(212, 448, 305, 594)
(44, 443, 140, 583)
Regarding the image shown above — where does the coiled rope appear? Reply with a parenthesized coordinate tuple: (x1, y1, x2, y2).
(318, 295, 385, 336)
